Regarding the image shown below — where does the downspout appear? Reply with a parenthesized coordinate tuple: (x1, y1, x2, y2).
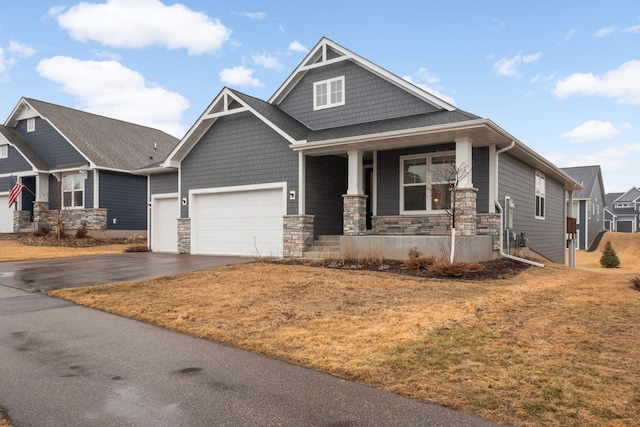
(494, 141, 545, 268)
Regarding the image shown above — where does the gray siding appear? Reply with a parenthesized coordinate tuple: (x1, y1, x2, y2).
(0, 177, 10, 192)
(45, 173, 93, 210)
(472, 147, 490, 213)
(15, 118, 86, 168)
(585, 182, 604, 248)
(305, 155, 347, 237)
(99, 170, 147, 230)
(376, 144, 456, 216)
(180, 111, 298, 218)
(279, 60, 439, 130)
(498, 153, 565, 263)
(0, 145, 32, 173)
(150, 172, 178, 195)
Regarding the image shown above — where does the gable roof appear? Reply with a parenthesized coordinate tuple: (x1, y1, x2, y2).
(614, 187, 640, 203)
(4, 98, 179, 171)
(560, 165, 605, 200)
(0, 125, 50, 170)
(269, 37, 457, 111)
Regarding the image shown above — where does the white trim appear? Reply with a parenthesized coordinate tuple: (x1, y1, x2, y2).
(298, 152, 305, 215)
(26, 118, 35, 132)
(313, 76, 345, 111)
(152, 192, 180, 200)
(93, 169, 99, 208)
(488, 144, 496, 213)
(399, 151, 455, 215)
(0, 144, 7, 159)
(534, 170, 545, 220)
(615, 218, 635, 232)
(61, 172, 85, 209)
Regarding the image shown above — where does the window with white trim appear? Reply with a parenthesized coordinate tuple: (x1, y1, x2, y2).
(587, 201, 591, 220)
(535, 171, 545, 219)
(401, 152, 456, 213)
(0, 144, 7, 159)
(62, 173, 84, 208)
(27, 118, 35, 132)
(313, 76, 345, 110)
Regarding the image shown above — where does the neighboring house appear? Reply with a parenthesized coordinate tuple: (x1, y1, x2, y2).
(0, 98, 178, 235)
(561, 165, 606, 250)
(146, 37, 581, 263)
(606, 187, 640, 232)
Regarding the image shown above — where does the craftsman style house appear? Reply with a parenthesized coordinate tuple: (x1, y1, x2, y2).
(561, 165, 606, 250)
(605, 187, 640, 233)
(0, 98, 178, 235)
(146, 37, 581, 263)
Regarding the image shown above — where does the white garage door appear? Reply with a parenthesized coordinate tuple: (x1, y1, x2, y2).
(0, 196, 13, 233)
(192, 186, 284, 257)
(151, 196, 179, 253)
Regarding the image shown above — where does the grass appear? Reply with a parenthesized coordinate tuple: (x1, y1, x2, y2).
(2, 232, 639, 426)
(0, 240, 130, 262)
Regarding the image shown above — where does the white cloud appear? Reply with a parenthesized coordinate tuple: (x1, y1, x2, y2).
(554, 60, 640, 105)
(547, 144, 640, 173)
(252, 52, 284, 70)
(562, 120, 621, 142)
(36, 56, 188, 136)
(235, 11, 267, 20)
(625, 24, 640, 33)
(219, 66, 263, 87)
(288, 41, 308, 54)
(52, 0, 230, 55)
(403, 68, 456, 106)
(8, 41, 36, 57)
(493, 51, 541, 77)
(594, 26, 615, 37)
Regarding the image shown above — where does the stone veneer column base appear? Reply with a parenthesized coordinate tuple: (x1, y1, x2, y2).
(283, 215, 314, 258)
(343, 194, 368, 236)
(13, 211, 31, 232)
(455, 188, 478, 237)
(476, 213, 501, 250)
(33, 201, 50, 226)
(177, 218, 191, 254)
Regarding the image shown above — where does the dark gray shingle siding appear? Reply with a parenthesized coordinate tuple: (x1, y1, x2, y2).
(499, 153, 565, 263)
(16, 118, 87, 168)
(279, 60, 441, 131)
(99, 171, 147, 230)
(180, 111, 298, 218)
(150, 172, 178, 195)
(305, 155, 347, 237)
(472, 147, 490, 214)
(0, 145, 32, 174)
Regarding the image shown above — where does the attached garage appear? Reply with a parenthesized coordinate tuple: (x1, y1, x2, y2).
(616, 220, 634, 233)
(190, 184, 286, 257)
(151, 194, 179, 252)
(0, 196, 13, 233)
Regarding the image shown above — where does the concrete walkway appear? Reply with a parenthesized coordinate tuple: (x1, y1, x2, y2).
(0, 255, 500, 426)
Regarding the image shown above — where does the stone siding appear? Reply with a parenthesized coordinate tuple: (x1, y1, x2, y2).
(343, 194, 367, 236)
(177, 218, 191, 254)
(476, 213, 501, 250)
(455, 188, 477, 236)
(373, 214, 451, 235)
(283, 215, 314, 258)
(13, 211, 31, 232)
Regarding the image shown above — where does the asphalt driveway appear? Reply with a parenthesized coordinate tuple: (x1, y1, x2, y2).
(0, 252, 249, 292)
(0, 254, 499, 426)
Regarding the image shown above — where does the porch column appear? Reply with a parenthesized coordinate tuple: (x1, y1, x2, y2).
(455, 136, 473, 189)
(36, 173, 49, 202)
(344, 149, 367, 235)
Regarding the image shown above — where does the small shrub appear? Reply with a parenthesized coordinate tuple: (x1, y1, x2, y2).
(403, 256, 437, 270)
(123, 244, 151, 253)
(75, 226, 88, 238)
(429, 261, 484, 278)
(34, 224, 51, 237)
(126, 233, 146, 244)
(92, 230, 110, 243)
(599, 241, 620, 268)
(630, 276, 640, 291)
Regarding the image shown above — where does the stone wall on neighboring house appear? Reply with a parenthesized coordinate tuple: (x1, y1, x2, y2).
(177, 218, 191, 254)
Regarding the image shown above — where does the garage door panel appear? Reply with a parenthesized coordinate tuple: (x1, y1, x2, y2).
(0, 196, 13, 233)
(192, 187, 284, 256)
(152, 197, 179, 252)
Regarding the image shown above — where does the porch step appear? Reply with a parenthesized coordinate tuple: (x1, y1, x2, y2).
(302, 235, 341, 260)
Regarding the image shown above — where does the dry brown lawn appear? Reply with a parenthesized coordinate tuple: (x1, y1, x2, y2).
(0, 240, 129, 262)
(47, 232, 640, 427)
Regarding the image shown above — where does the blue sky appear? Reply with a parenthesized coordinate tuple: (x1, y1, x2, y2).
(1, 0, 639, 193)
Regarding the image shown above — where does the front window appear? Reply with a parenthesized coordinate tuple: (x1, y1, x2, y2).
(401, 153, 455, 213)
(535, 171, 545, 219)
(313, 76, 345, 110)
(62, 173, 84, 208)
(0, 144, 7, 159)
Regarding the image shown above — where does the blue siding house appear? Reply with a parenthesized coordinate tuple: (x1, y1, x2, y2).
(561, 165, 606, 250)
(0, 98, 178, 235)
(148, 38, 581, 263)
(606, 187, 640, 232)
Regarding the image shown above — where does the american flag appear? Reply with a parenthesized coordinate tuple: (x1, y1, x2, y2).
(8, 176, 24, 208)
